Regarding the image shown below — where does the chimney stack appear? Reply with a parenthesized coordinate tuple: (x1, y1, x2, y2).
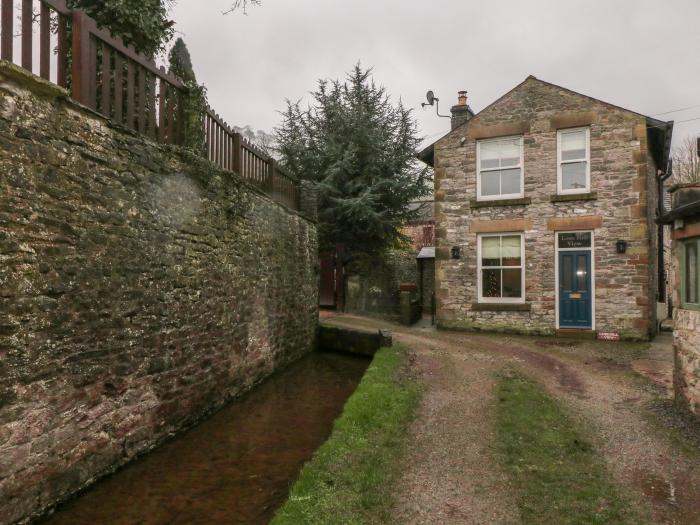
(451, 90, 472, 130)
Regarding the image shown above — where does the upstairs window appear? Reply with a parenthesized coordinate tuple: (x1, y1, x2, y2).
(682, 238, 700, 310)
(557, 127, 590, 194)
(477, 136, 523, 201)
(477, 233, 525, 303)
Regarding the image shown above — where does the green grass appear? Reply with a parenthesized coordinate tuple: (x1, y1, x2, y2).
(495, 372, 644, 525)
(271, 346, 420, 525)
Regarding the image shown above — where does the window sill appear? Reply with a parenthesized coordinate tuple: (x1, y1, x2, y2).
(550, 192, 597, 203)
(471, 303, 531, 312)
(680, 304, 700, 312)
(470, 197, 531, 209)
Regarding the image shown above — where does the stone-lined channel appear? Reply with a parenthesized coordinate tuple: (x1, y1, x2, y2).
(39, 352, 370, 525)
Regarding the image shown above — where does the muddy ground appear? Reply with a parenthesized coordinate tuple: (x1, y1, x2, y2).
(322, 314, 700, 525)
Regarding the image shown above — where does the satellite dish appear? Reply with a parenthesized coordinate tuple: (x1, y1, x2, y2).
(421, 90, 449, 118)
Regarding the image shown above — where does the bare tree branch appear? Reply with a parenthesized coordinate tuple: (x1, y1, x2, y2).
(223, 0, 261, 15)
(672, 135, 700, 184)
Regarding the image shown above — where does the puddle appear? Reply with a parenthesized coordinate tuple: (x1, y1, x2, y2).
(39, 352, 370, 525)
(535, 340, 581, 348)
(632, 468, 700, 524)
(634, 469, 677, 506)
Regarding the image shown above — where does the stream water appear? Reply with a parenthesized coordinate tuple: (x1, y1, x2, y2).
(39, 352, 370, 525)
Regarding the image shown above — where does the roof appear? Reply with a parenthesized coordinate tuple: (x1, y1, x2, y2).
(406, 199, 434, 222)
(417, 75, 673, 171)
(417, 140, 441, 167)
(416, 246, 435, 259)
(658, 199, 700, 224)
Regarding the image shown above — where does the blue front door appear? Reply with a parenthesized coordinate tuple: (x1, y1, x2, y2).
(558, 250, 592, 329)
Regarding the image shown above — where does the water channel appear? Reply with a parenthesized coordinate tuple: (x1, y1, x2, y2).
(39, 352, 370, 525)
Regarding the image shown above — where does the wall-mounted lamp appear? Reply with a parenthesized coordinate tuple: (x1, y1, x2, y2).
(616, 240, 628, 254)
(451, 246, 461, 259)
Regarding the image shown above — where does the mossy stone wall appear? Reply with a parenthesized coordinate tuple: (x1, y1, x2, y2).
(0, 62, 318, 524)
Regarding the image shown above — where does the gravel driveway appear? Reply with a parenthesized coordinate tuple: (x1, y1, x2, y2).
(321, 314, 700, 525)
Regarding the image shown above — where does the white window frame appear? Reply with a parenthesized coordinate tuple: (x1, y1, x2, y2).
(557, 127, 591, 195)
(477, 232, 526, 304)
(476, 135, 524, 201)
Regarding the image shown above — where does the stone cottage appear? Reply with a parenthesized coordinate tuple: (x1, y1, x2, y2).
(418, 76, 673, 339)
(659, 186, 700, 414)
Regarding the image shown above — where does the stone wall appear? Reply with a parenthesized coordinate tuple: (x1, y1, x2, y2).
(0, 63, 318, 524)
(671, 216, 700, 415)
(433, 76, 660, 339)
(344, 216, 434, 321)
(674, 309, 700, 414)
(345, 250, 418, 321)
(318, 324, 392, 357)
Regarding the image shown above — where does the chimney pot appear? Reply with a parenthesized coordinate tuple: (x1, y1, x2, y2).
(451, 90, 472, 131)
(457, 90, 468, 106)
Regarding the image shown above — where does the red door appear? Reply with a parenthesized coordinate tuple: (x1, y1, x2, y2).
(319, 244, 345, 310)
(319, 252, 336, 307)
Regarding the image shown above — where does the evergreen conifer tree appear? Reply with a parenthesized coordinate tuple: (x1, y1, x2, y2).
(168, 38, 196, 83)
(166, 38, 207, 154)
(276, 64, 430, 260)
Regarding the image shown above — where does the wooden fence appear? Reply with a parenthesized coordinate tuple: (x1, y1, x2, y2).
(0, 0, 299, 210)
(205, 109, 299, 210)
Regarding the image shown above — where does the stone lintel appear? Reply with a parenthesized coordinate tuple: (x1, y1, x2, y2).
(549, 111, 597, 131)
(547, 215, 602, 231)
(469, 121, 530, 140)
(471, 218, 532, 233)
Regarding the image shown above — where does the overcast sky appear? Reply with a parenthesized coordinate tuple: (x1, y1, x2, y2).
(170, 0, 700, 149)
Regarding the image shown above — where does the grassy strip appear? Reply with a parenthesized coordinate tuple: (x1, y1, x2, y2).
(271, 346, 420, 525)
(495, 372, 643, 525)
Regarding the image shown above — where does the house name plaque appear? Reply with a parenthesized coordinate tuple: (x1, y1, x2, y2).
(558, 232, 592, 249)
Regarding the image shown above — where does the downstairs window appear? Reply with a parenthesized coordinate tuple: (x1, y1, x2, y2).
(477, 233, 525, 303)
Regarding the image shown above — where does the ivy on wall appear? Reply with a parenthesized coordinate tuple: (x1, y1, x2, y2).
(67, 0, 174, 57)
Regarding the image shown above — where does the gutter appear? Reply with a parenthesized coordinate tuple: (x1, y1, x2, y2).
(657, 200, 700, 224)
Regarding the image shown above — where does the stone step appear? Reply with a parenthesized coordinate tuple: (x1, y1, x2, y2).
(659, 318, 674, 332)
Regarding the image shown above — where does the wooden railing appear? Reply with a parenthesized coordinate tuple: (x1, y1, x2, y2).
(1, 0, 69, 85)
(73, 11, 184, 143)
(205, 108, 299, 210)
(0, 0, 300, 210)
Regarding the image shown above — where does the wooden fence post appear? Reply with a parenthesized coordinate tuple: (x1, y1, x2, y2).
(56, 13, 68, 87)
(71, 10, 95, 109)
(232, 132, 242, 175)
(1, 0, 13, 61)
(268, 159, 276, 195)
(21, 0, 32, 70)
(40, 3, 51, 80)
